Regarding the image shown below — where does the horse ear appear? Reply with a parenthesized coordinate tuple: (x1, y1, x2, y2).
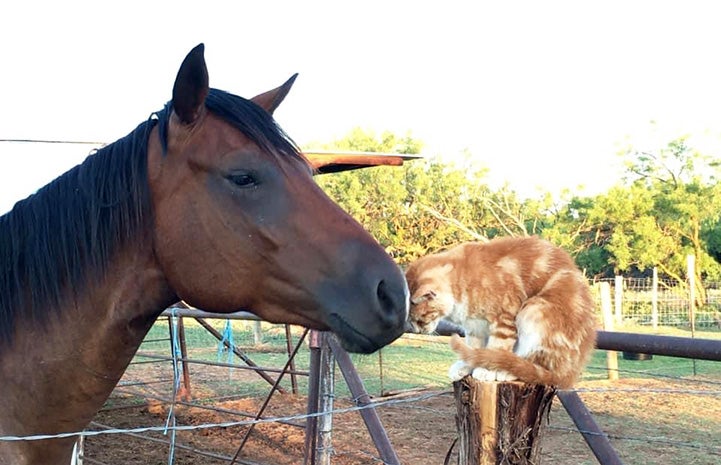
(172, 43, 210, 124)
(251, 74, 298, 114)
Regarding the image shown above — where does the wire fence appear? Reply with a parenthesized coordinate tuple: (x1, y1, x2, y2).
(591, 276, 721, 329)
(54, 316, 719, 465)
(3, 315, 719, 464)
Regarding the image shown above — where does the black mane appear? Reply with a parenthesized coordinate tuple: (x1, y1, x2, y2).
(0, 88, 301, 346)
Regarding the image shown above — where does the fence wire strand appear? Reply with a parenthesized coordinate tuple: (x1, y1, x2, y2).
(0, 391, 450, 442)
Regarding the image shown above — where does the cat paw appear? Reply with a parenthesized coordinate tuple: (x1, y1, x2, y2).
(471, 368, 517, 382)
(493, 370, 518, 382)
(448, 360, 472, 381)
(470, 367, 496, 382)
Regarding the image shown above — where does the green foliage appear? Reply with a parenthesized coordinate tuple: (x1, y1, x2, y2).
(614, 138, 721, 294)
(307, 128, 555, 264)
(306, 128, 721, 282)
(544, 136, 721, 283)
(315, 157, 486, 264)
(702, 218, 721, 267)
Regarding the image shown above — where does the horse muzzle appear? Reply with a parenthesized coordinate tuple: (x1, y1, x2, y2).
(316, 256, 409, 354)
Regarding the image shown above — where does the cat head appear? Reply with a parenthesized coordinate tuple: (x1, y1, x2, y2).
(405, 263, 455, 334)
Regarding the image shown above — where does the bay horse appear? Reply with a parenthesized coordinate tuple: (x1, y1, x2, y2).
(0, 44, 409, 465)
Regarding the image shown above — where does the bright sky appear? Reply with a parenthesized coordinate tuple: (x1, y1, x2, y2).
(2, 1, 721, 214)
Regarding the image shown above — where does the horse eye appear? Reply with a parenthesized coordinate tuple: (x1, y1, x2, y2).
(227, 173, 257, 188)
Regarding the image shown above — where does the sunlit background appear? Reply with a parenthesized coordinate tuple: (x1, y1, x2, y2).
(3, 1, 721, 213)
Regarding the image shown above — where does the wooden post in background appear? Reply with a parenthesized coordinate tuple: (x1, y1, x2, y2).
(253, 320, 263, 346)
(687, 254, 698, 376)
(453, 379, 556, 465)
(651, 267, 659, 329)
(614, 276, 623, 326)
(599, 281, 619, 381)
(687, 254, 696, 337)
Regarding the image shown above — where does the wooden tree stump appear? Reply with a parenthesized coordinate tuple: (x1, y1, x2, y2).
(453, 378, 556, 465)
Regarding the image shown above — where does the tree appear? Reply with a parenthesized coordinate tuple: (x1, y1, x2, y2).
(618, 137, 721, 300)
(308, 127, 580, 264)
(307, 128, 500, 264)
(543, 135, 721, 287)
(543, 193, 617, 278)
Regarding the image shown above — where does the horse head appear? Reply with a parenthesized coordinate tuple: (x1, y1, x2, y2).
(149, 44, 408, 353)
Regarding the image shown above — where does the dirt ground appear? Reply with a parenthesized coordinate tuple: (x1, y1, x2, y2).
(83, 377, 721, 465)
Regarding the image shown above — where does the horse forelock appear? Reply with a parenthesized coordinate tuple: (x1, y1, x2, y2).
(0, 119, 155, 348)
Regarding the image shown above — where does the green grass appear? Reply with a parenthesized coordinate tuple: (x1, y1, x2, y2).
(583, 351, 721, 382)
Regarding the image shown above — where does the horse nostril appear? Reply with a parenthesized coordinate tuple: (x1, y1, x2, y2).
(377, 279, 392, 310)
(376, 279, 405, 327)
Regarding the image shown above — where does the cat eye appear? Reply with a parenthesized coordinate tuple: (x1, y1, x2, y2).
(411, 290, 436, 305)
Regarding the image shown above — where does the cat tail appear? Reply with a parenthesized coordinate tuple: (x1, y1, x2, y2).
(449, 334, 563, 387)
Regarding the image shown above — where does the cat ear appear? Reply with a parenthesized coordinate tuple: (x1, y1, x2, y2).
(410, 287, 437, 304)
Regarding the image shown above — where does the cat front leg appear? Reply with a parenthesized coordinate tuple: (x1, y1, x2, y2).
(465, 334, 486, 349)
(471, 318, 518, 381)
(448, 333, 484, 380)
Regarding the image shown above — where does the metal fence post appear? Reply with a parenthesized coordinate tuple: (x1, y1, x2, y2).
(315, 333, 336, 465)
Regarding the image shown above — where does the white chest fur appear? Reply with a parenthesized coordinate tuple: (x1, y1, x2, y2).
(446, 300, 491, 347)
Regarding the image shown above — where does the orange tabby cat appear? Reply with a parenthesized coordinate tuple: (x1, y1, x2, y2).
(405, 236, 597, 388)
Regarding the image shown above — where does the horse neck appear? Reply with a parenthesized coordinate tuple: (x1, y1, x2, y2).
(0, 238, 176, 464)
